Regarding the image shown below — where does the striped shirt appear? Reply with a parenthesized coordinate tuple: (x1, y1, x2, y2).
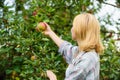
(58, 41, 100, 80)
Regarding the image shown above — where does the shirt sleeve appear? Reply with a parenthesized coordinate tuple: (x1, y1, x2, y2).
(58, 41, 78, 64)
(65, 55, 93, 80)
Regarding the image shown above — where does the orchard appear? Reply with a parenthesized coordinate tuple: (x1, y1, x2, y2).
(0, 0, 120, 80)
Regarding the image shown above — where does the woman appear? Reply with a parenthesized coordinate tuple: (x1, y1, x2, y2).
(43, 13, 104, 80)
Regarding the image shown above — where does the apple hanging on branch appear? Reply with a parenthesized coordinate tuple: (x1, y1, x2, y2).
(35, 22, 47, 32)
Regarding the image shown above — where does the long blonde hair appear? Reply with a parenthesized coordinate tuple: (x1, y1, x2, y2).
(73, 13, 104, 54)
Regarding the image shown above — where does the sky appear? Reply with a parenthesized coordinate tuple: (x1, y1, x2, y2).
(4, 0, 120, 51)
(96, 0, 120, 51)
(96, 0, 120, 32)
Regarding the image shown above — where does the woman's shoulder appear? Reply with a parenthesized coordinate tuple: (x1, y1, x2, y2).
(73, 50, 99, 67)
(87, 50, 99, 57)
(83, 50, 100, 62)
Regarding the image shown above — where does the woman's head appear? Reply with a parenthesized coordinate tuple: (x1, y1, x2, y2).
(71, 13, 104, 54)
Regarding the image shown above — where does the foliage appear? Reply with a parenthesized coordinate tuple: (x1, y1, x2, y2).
(0, 0, 120, 80)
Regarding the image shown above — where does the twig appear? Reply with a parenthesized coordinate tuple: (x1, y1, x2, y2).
(102, 1, 120, 8)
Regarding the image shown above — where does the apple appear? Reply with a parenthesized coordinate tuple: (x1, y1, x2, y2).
(12, 71, 16, 76)
(32, 10, 37, 16)
(31, 56, 36, 61)
(36, 22, 47, 31)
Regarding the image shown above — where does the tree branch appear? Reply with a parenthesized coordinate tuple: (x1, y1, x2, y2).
(102, 1, 120, 8)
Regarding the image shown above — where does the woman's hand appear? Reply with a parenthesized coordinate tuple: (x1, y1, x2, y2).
(43, 23, 64, 47)
(46, 70, 57, 80)
(43, 22, 53, 36)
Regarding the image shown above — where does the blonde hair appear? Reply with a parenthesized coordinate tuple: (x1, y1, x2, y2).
(73, 13, 104, 54)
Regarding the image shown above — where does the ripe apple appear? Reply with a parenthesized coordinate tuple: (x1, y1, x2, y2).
(36, 22, 47, 31)
(32, 10, 37, 16)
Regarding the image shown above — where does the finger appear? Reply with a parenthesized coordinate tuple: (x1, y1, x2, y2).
(43, 22, 50, 29)
(46, 70, 53, 76)
(43, 22, 48, 26)
(43, 22, 47, 26)
(46, 70, 57, 80)
(46, 70, 52, 74)
(46, 70, 51, 78)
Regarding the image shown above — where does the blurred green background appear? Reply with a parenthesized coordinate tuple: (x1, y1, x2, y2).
(0, 0, 120, 80)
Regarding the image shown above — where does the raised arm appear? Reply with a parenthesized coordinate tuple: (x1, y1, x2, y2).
(43, 23, 78, 64)
(43, 23, 64, 47)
